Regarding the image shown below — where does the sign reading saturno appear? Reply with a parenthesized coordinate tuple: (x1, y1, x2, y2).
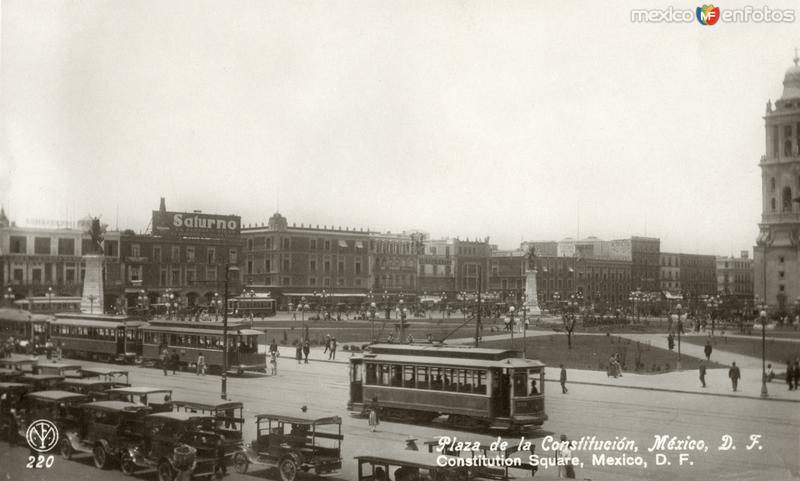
(152, 211, 241, 238)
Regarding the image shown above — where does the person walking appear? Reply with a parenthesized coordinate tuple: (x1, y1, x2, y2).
(557, 434, 576, 479)
(302, 340, 310, 364)
(269, 339, 278, 355)
(368, 397, 380, 432)
(295, 343, 303, 364)
(704, 339, 712, 361)
(160, 347, 169, 376)
(699, 361, 707, 388)
(329, 337, 337, 360)
(171, 351, 179, 375)
(197, 353, 206, 376)
(323, 335, 331, 355)
(729, 362, 741, 392)
(793, 359, 800, 390)
(560, 364, 568, 394)
(786, 360, 794, 390)
(269, 350, 278, 375)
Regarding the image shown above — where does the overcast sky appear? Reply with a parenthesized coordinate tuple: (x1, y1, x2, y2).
(2, 0, 798, 256)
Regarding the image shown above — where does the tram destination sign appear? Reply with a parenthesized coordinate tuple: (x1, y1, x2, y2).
(152, 210, 241, 238)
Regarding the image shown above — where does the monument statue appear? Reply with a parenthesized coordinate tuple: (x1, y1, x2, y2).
(524, 246, 542, 316)
(81, 216, 106, 314)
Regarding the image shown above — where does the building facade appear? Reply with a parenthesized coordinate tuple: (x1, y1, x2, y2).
(660, 253, 681, 293)
(755, 54, 800, 310)
(717, 251, 754, 300)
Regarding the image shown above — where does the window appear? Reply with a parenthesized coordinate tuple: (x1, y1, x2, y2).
(780, 256, 785, 264)
(786, 140, 794, 157)
(131, 244, 141, 257)
(337, 278, 345, 287)
(265, 259, 271, 272)
(355, 261, 361, 275)
(104, 240, 118, 256)
(324, 261, 331, 273)
(186, 246, 195, 263)
(310, 260, 317, 272)
(773, 126, 780, 157)
(247, 238, 253, 251)
(783, 187, 794, 211)
(229, 249, 238, 264)
(207, 247, 216, 264)
(310, 239, 317, 250)
(282, 277, 290, 286)
(772, 198, 777, 212)
(324, 240, 331, 250)
(247, 260, 253, 274)
(153, 246, 162, 263)
(266, 237, 273, 250)
(58, 238, 75, 256)
(171, 269, 180, 285)
(309, 277, 316, 286)
(34, 237, 51, 255)
(32, 269, 42, 284)
(130, 265, 142, 282)
(65, 268, 75, 282)
(171, 246, 181, 262)
(283, 257, 290, 271)
(186, 269, 195, 284)
(780, 284, 786, 292)
(771, 177, 776, 191)
(282, 238, 290, 249)
(338, 261, 345, 273)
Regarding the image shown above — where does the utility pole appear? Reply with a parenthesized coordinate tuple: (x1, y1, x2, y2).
(475, 265, 482, 347)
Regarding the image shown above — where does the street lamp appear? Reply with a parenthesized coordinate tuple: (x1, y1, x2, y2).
(441, 292, 447, 320)
(759, 308, 769, 398)
(675, 303, 683, 370)
(369, 302, 377, 343)
(137, 289, 147, 319)
(221, 264, 240, 400)
(214, 292, 220, 321)
(508, 305, 516, 349)
(299, 297, 310, 341)
(47, 287, 54, 313)
(4, 287, 14, 307)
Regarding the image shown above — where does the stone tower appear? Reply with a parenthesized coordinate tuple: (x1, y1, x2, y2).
(755, 51, 800, 310)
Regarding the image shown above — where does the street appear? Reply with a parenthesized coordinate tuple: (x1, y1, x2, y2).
(2, 352, 798, 481)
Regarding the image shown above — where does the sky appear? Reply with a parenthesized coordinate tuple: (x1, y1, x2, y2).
(1, 0, 798, 256)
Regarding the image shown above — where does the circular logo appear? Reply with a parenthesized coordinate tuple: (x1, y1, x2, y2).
(26, 419, 59, 453)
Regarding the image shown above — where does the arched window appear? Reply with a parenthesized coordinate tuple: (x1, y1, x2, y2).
(771, 177, 776, 191)
(783, 187, 793, 211)
(772, 198, 777, 212)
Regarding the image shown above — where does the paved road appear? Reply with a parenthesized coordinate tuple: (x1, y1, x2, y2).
(2, 354, 798, 481)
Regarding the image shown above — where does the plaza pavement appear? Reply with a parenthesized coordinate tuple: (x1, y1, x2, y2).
(281, 329, 800, 403)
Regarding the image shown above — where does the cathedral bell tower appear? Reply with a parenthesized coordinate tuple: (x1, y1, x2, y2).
(755, 50, 800, 310)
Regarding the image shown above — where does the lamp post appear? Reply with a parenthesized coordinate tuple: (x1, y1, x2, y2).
(47, 287, 53, 313)
(441, 292, 447, 320)
(299, 297, 310, 341)
(369, 302, 377, 343)
(508, 305, 516, 350)
(675, 303, 683, 370)
(214, 292, 220, 322)
(520, 293, 528, 358)
(221, 264, 240, 400)
(138, 289, 147, 319)
(553, 292, 561, 313)
(4, 287, 13, 307)
(759, 307, 769, 398)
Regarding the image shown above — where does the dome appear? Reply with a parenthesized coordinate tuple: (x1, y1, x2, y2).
(780, 53, 800, 100)
(267, 212, 288, 230)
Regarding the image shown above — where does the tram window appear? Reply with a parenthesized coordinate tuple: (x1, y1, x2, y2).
(415, 366, 429, 389)
(444, 369, 455, 391)
(392, 366, 403, 386)
(403, 366, 415, 388)
(430, 368, 442, 389)
(475, 371, 486, 394)
(379, 365, 390, 386)
(512, 371, 527, 397)
(366, 364, 377, 384)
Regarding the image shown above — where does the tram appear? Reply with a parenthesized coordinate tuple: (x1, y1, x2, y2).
(48, 313, 145, 363)
(139, 319, 265, 374)
(348, 343, 547, 431)
(228, 293, 277, 318)
(0, 308, 50, 353)
(14, 296, 82, 313)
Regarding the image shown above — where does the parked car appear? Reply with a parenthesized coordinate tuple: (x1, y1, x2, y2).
(0, 368, 23, 382)
(120, 411, 226, 481)
(35, 363, 83, 378)
(354, 451, 473, 481)
(18, 374, 65, 392)
(0, 382, 30, 442)
(59, 379, 127, 401)
(172, 400, 244, 467)
(11, 390, 87, 450)
(233, 413, 342, 481)
(79, 367, 130, 385)
(107, 387, 173, 412)
(0, 358, 38, 374)
(60, 400, 151, 468)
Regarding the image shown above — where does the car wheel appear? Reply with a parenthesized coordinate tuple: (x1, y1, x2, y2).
(93, 445, 109, 469)
(120, 453, 136, 476)
(279, 457, 298, 481)
(60, 439, 73, 460)
(157, 460, 174, 481)
(233, 452, 249, 474)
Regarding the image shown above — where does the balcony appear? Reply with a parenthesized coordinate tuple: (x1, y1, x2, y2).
(125, 256, 149, 263)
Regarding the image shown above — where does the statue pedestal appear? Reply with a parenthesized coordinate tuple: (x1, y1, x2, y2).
(525, 269, 542, 316)
(81, 254, 104, 314)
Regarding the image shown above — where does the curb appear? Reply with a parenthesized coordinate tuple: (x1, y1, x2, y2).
(544, 377, 800, 403)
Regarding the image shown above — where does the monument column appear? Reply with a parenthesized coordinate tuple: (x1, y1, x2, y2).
(525, 269, 542, 316)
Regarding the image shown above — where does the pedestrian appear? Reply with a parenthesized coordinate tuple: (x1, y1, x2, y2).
(303, 340, 310, 364)
(269, 338, 278, 355)
(704, 339, 712, 361)
(295, 343, 303, 365)
(269, 350, 278, 375)
(699, 361, 706, 388)
(323, 335, 331, 355)
(160, 347, 169, 376)
(329, 337, 337, 360)
(368, 397, 380, 432)
(560, 364, 568, 394)
(793, 360, 800, 390)
(171, 351, 179, 374)
(197, 353, 206, 376)
(786, 360, 794, 390)
(729, 362, 741, 392)
(557, 434, 576, 479)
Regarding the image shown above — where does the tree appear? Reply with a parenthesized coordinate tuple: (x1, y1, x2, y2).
(561, 296, 578, 349)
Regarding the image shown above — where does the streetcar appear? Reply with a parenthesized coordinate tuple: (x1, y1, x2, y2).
(228, 293, 277, 318)
(0, 308, 50, 353)
(13, 296, 82, 313)
(139, 319, 265, 374)
(48, 313, 145, 363)
(348, 343, 547, 431)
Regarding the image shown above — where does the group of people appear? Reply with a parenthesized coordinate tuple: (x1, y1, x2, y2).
(159, 347, 181, 375)
(606, 353, 623, 378)
(784, 359, 800, 390)
(292, 335, 338, 364)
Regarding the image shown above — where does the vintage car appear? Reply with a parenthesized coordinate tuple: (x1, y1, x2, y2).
(107, 387, 173, 412)
(0, 357, 38, 374)
(59, 379, 127, 402)
(233, 413, 342, 481)
(0, 368, 23, 382)
(120, 411, 226, 481)
(36, 363, 83, 378)
(173, 400, 244, 466)
(0, 382, 31, 441)
(355, 452, 472, 481)
(80, 367, 130, 385)
(12, 391, 87, 450)
(19, 374, 65, 391)
(60, 401, 151, 469)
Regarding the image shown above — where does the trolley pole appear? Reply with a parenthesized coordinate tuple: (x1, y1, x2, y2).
(221, 264, 240, 400)
(475, 265, 482, 348)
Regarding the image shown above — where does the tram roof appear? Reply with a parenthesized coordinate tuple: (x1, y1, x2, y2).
(140, 325, 262, 336)
(54, 312, 132, 321)
(357, 353, 544, 369)
(50, 318, 144, 328)
(365, 343, 527, 361)
(0, 308, 50, 323)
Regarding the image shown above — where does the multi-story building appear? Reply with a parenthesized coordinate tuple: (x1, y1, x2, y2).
(628, 237, 661, 293)
(755, 54, 800, 310)
(371, 230, 419, 293)
(520, 241, 557, 257)
(0, 208, 123, 310)
(717, 251, 754, 300)
(675, 253, 718, 301)
(660, 253, 681, 293)
(114, 198, 244, 310)
(417, 237, 456, 294)
(452, 238, 491, 292)
(575, 257, 632, 307)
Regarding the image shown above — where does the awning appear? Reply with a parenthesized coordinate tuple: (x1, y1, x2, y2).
(338, 240, 348, 248)
(355, 241, 364, 249)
